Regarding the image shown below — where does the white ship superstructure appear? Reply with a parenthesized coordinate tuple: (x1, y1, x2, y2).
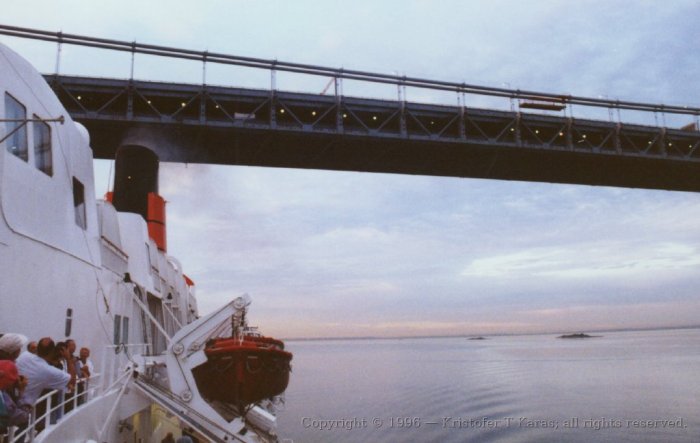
(0, 41, 283, 443)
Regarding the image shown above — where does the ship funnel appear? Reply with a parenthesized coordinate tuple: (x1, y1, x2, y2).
(112, 145, 158, 218)
(111, 145, 167, 252)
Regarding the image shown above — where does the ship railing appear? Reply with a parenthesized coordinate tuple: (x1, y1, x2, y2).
(5, 374, 100, 443)
(4, 343, 150, 443)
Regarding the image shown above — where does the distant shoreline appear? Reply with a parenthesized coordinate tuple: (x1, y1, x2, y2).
(283, 324, 700, 343)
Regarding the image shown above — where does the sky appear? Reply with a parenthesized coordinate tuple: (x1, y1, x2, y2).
(3, 1, 700, 338)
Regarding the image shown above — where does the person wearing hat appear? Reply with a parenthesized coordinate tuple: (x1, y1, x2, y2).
(0, 333, 28, 361)
(0, 360, 29, 432)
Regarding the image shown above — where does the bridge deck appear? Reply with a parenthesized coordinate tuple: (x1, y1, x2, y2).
(46, 74, 700, 192)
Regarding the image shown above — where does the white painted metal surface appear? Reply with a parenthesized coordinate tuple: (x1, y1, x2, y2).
(0, 42, 278, 442)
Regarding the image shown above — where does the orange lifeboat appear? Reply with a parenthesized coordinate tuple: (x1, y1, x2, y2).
(193, 328, 293, 410)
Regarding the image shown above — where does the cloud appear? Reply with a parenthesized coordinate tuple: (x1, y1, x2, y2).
(462, 242, 700, 279)
(520, 301, 700, 332)
(7, 1, 700, 338)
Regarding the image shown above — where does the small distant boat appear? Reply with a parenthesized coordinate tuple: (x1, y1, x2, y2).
(193, 299, 292, 411)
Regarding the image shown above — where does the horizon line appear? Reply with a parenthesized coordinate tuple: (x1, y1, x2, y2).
(281, 324, 700, 342)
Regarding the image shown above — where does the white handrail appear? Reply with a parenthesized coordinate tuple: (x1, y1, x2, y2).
(7, 374, 101, 443)
(97, 367, 134, 440)
(5, 343, 150, 443)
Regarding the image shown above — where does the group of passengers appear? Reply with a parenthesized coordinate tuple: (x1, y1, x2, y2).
(0, 333, 94, 438)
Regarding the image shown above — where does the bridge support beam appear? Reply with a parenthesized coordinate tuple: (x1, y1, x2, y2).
(44, 75, 700, 193)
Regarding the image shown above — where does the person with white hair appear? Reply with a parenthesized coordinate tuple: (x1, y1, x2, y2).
(0, 333, 28, 361)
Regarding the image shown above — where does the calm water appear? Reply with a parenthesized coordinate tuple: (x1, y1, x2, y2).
(276, 328, 700, 442)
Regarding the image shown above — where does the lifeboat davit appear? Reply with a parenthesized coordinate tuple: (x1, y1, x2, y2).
(193, 328, 293, 410)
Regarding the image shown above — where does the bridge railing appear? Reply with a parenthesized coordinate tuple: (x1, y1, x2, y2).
(1, 23, 699, 126)
(45, 73, 700, 168)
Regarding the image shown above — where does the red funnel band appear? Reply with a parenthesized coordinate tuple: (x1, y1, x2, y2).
(147, 192, 166, 252)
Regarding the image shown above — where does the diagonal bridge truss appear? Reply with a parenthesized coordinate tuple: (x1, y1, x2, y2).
(47, 74, 700, 159)
(3, 24, 700, 191)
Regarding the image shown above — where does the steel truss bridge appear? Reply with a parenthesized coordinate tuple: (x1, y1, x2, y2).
(3, 25, 700, 192)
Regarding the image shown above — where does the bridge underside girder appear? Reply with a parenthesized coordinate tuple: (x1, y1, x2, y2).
(83, 121, 700, 192)
(48, 75, 700, 192)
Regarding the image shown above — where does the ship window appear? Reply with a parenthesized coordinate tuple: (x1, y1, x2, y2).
(145, 243, 152, 268)
(73, 177, 87, 229)
(4, 93, 28, 161)
(65, 308, 73, 337)
(122, 316, 129, 344)
(33, 115, 52, 175)
(114, 314, 122, 345)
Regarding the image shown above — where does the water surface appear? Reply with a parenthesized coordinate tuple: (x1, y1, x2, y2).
(276, 328, 700, 442)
